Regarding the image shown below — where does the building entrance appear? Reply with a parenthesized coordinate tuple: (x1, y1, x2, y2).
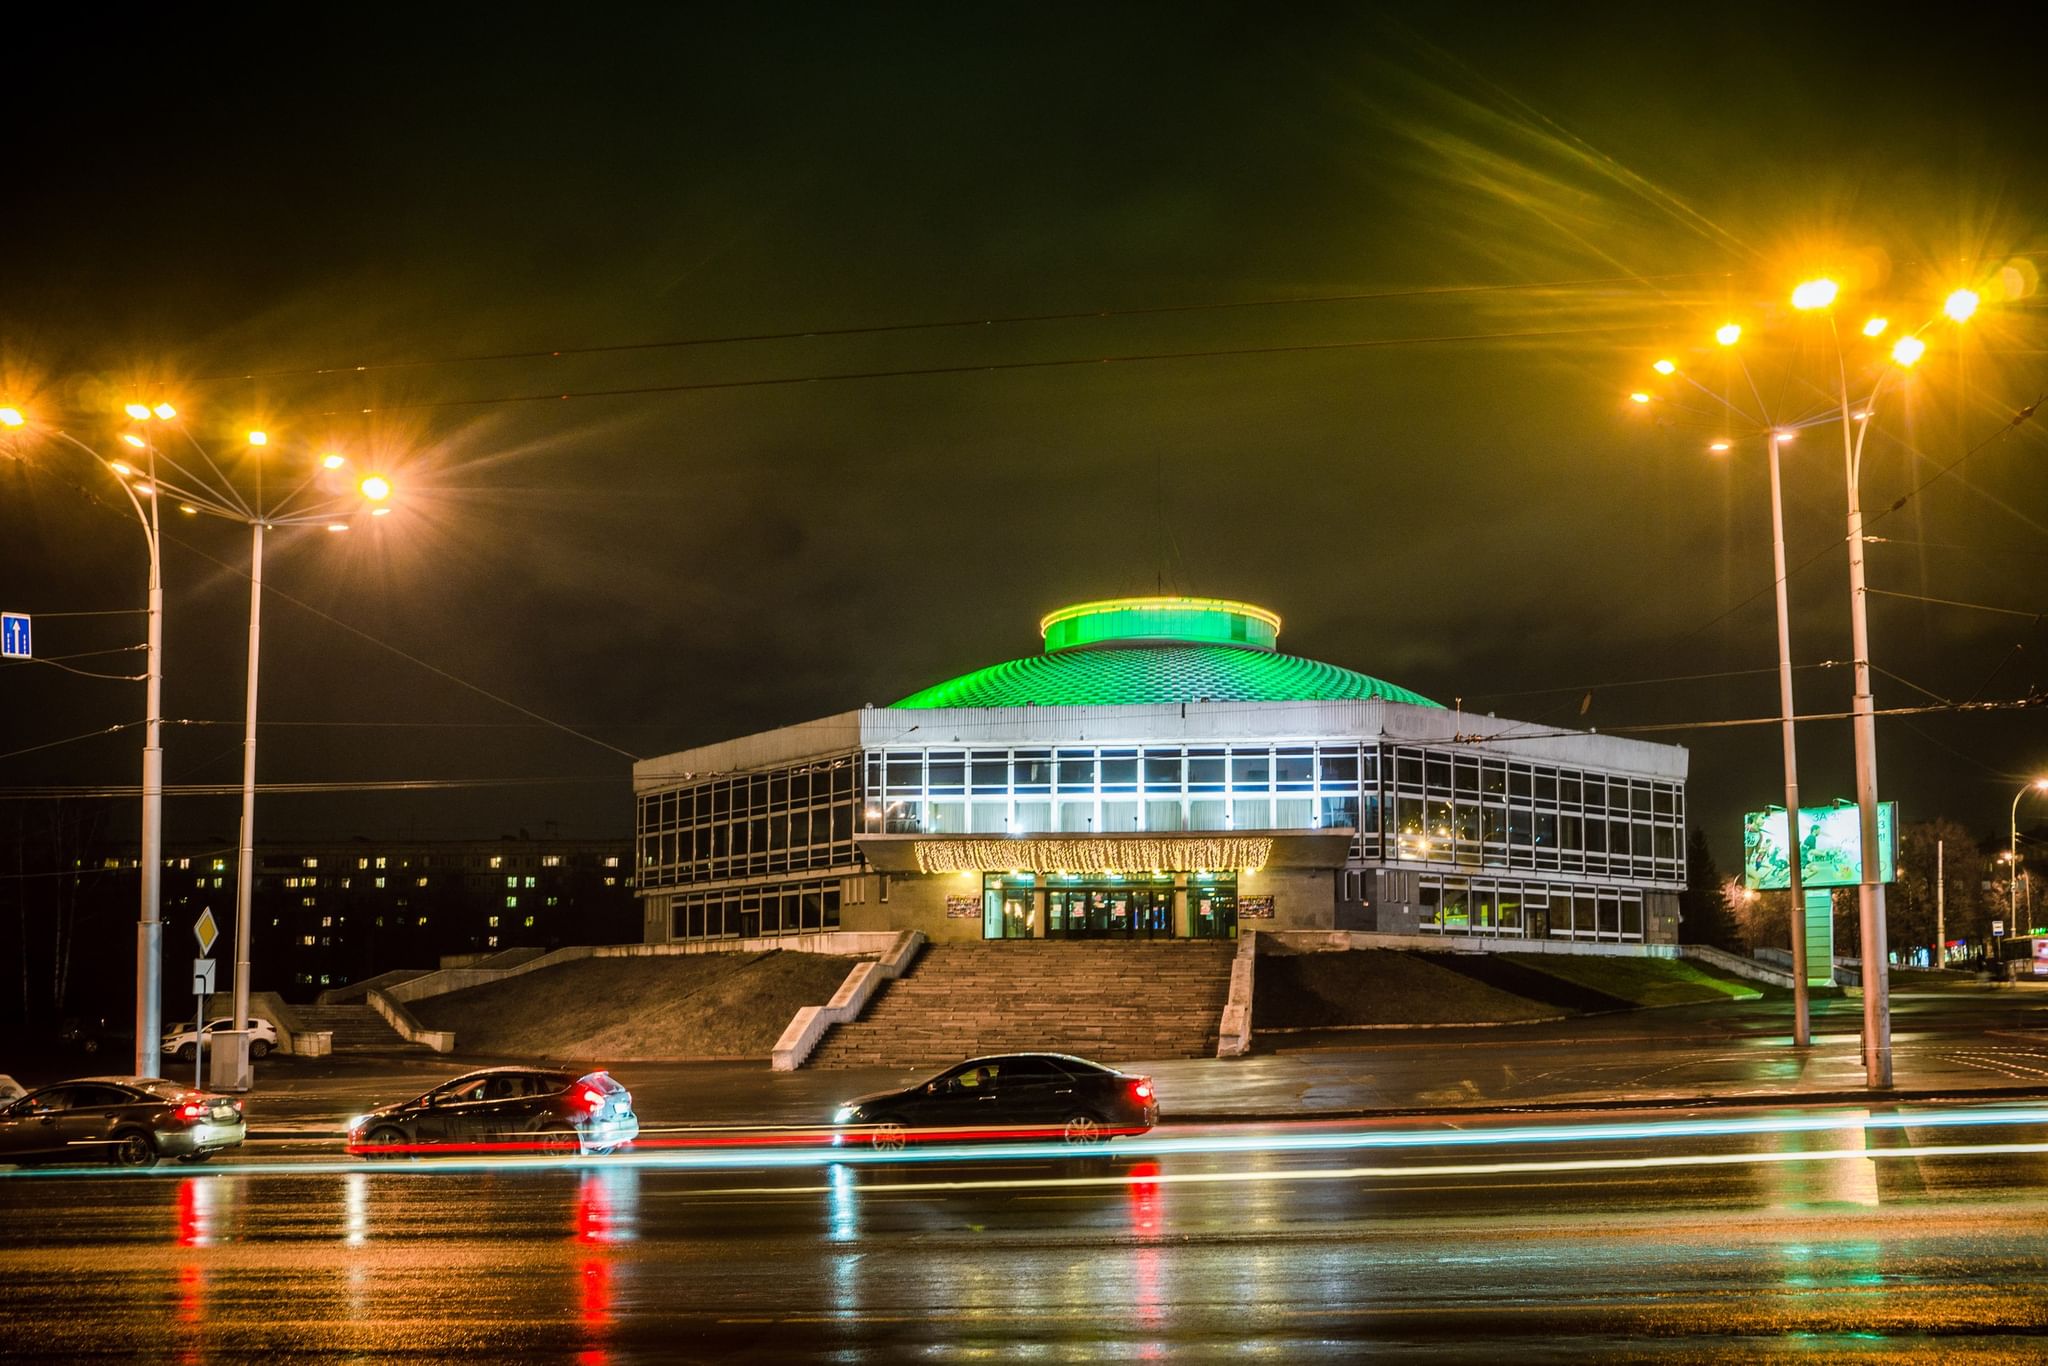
(1047, 886, 1174, 939)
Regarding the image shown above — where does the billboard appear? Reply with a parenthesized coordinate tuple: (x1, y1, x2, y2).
(1742, 802, 1898, 890)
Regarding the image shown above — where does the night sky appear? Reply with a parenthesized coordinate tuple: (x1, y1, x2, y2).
(3, 3, 2044, 864)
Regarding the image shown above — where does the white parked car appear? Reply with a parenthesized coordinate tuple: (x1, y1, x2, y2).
(162, 1017, 278, 1062)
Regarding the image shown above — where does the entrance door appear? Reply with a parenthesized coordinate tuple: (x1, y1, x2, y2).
(1048, 887, 1174, 939)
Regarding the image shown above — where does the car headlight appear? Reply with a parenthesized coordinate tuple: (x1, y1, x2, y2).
(345, 1115, 368, 1135)
(832, 1106, 858, 1125)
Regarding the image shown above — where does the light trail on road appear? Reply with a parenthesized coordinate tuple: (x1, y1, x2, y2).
(4, 1100, 2046, 1181)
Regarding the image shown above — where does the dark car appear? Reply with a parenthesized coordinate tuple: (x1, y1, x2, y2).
(0, 1076, 246, 1168)
(346, 1066, 638, 1158)
(833, 1053, 1157, 1149)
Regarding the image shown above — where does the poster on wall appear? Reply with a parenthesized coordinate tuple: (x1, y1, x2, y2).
(1741, 802, 1898, 889)
(945, 896, 980, 919)
(1240, 896, 1275, 920)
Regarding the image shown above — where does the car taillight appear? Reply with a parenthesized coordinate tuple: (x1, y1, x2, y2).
(1132, 1079, 1154, 1101)
(580, 1089, 605, 1111)
(177, 1102, 206, 1121)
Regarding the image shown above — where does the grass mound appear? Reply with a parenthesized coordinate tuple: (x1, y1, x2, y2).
(411, 950, 856, 1061)
(1253, 947, 1561, 1029)
(1502, 953, 1761, 1008)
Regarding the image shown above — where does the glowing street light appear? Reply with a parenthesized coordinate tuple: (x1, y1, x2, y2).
(2014, 778, 2048, 937)
(1716, 323, 1742, 346)
(247, 430, 268, 447)
(1652, 358, 1677, 376)
(0, 407, 23, 428)
(1862, 317, 1889, 337)
(124, 402, 152, 421)
(1891, 335, 1927, 367)
(321, 452, 345, 470)
(1629, 391, 1651, 405)
(1944, 289, 1980, 323)
(1708, 440, 1730, 453)
(1791, 278, 1839, 310)
(120, 433, 146, 448)
(152, 402, 177, 421)
(359, 474, 392, 501)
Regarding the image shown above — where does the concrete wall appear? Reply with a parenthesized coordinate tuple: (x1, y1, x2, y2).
(1264, 930, 1682, 958)
(197, 991, 330, 1057)
(771, 931, 926, 1070)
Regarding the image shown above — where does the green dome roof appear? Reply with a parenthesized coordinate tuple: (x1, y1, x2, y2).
(890, 596, 1440, 710)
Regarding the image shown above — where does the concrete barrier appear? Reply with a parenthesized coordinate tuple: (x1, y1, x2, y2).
(772, 931, 926, 1071)
(365, 988, 455, 1053)
(1215, 931, 1258, 1058)
(1678, 943, 1797, 987)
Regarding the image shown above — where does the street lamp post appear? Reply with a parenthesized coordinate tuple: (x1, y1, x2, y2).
(2012, 778, 2048, 938)
(1762, 429, 1812, 1046)
(21, 419, 170, 1077)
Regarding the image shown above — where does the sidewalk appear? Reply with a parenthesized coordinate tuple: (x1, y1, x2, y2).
(224, 985, 2048, 1137)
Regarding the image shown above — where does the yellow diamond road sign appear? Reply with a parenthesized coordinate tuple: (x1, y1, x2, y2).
(194, 907, 218, 957)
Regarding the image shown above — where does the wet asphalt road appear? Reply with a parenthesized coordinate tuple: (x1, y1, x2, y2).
(7, 1102, 2048, 1362)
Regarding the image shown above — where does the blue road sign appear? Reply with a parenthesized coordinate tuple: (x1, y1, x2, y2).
(0, 613, 28, 660)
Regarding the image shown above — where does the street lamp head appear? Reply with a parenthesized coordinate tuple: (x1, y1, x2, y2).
(1715, 323, 1741, 346)
(0, 407, 23, 428)
(152, 402, 177, 421)
(1861, 317, 1888, 337)
(2034, 778, 2048, 792)
(124, 403, 152, 421)
(1709, 440, 1730, 453)
(247, 430, 268, 447)
(1629, 391, 1651, 405)
(371, 506, 392, 518)
(358, 474, 392, 501)
(326, 522, 350, 533)
(320, 452, 346, 470)
(1891, 335, 1927, 367)
(1791, 278, 1839, 310)
(1943, 289, 1980, 323)
(178, 503, 198, 515)
(133, 483, 155, 497)
(1774, 430, 1796, 443)
(119, 433, 146, 449)
(1652, 358, 1677, 376)
(109, 461, 134, 476)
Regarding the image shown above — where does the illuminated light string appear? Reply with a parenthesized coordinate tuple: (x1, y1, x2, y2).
(8, 1104, 2048, 1181)
(912, 837, 1273, 876)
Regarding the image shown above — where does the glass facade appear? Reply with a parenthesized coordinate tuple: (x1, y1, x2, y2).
(981, 872, 1239, 940)
(635, 739, 1681, 944)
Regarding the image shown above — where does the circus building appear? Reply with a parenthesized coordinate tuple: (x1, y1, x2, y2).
(632, 597, 1688, 949)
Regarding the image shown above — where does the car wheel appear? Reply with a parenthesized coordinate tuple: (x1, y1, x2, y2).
(250, 1040, 272, 1059)
(869, 1120, 908, 1152)
(537, 1125, 581, 1157)
(111, 1129, 158, 1168)
(177, 1043, 197, 1063)
(1061, 1113, 1105, 1147)
(361, 1126, 409, 1159)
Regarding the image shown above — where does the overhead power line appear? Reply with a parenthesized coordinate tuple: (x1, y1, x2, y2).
(215, 270, 1723, 383)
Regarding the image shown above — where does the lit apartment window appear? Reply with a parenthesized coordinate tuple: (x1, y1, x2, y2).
(604, 856, 620, 868)
(357, 857, 369, 870)
(489, 856, 503, 869)
(542, 855, 561, 868)
(546, 897, 559, 907)
(506, 875, 518, 888)
(177, 858, 190, 870)
(417, 876, 429, 887)
(523, 915, 535, 928)
(194, 876, 206, 888)
(212, 877, 223, 889)
(488, 915, 500, 927)
(321, 916, 333, 927)
(505, 895, 518, 908)
(300, 935, 315, 946)
(603, 876, 617, 886)
(212, 859, 227, 872)
(374, 856, 387, 869)
(523, 876, 536, 889)
(487, 936, 499, 947)
(374, 877, 386, 889)
(302, 857, 319, 869)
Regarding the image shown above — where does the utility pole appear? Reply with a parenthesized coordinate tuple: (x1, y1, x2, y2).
(1934, 838, 1944, 970)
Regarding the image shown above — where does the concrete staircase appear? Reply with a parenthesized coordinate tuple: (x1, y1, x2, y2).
(291, 1004, 430, 1052)
(806, 940, 1235, 1068)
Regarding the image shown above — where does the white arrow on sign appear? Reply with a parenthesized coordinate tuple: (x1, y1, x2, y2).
(194, 907, 219, 957)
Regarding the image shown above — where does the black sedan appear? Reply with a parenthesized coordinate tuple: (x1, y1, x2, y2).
(0, 1076, 246, 1167)
(833, 1053, 1157, 1149)
(346, 1066, 638, 1158)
